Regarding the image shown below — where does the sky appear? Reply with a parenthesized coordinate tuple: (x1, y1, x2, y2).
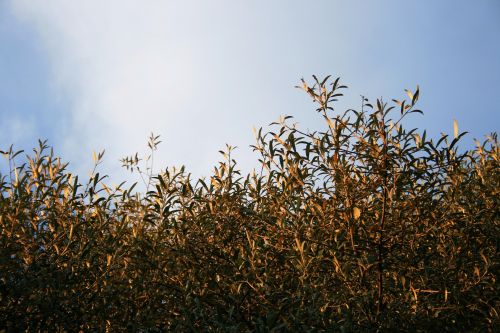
(1, 0, 499, 184)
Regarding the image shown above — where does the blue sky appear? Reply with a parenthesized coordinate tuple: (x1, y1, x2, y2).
(1, 0, 499, 182)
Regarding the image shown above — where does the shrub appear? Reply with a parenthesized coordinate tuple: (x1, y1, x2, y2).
(0, 76, 498, 332)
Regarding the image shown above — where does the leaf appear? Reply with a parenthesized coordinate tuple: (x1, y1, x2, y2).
(414, 133, 421, 147)
(453, 119, 458, 139)
(412, 85, 420, 104)
(353, 207, 361, 220)
(405, 89, 414, 101)
(158, 175, 167, 189)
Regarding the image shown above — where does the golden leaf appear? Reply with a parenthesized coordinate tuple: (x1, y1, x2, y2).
(353, 207, 361, 219)
(406, 89, 413, 101)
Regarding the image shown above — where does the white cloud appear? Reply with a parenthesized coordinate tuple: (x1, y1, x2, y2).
(10, 0, 198, 180)
(5, 0, 499, 186)
(9, 0, 406, 183)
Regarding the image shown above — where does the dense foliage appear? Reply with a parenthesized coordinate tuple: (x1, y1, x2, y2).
(0, 76, 498, 332)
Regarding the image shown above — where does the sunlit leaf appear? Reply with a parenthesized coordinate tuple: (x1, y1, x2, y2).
(353, 207, 361, 219)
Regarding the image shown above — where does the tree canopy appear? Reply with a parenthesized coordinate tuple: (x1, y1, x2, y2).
(1, 76, 498, 332)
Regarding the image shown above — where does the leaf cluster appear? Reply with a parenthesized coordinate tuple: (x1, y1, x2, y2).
(0, 77, 498, 332)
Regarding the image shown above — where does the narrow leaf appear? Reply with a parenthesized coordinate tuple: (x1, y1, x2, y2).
(353, 207, 361, 220)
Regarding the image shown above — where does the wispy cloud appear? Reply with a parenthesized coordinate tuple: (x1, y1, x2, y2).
(10, 1, 198, 179)
(7, 1, 366, 181)
(8, 0, 499, 182)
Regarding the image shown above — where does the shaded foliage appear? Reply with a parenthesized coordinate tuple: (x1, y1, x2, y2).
(0, 76, 498, 332)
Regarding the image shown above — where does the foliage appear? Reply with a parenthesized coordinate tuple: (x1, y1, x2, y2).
(0, 76, 498, 332)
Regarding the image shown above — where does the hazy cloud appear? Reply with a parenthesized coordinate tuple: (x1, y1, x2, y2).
(10, 1, 199, 179)
(7, 0, 499, 182)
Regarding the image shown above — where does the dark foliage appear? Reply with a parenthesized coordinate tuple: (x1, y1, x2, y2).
(1, 76, 498, 332)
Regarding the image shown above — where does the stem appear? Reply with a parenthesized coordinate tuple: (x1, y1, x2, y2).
(377, 181, 386, 316)
(377, 117, 388, 319)
(147, 146, 154, 192)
